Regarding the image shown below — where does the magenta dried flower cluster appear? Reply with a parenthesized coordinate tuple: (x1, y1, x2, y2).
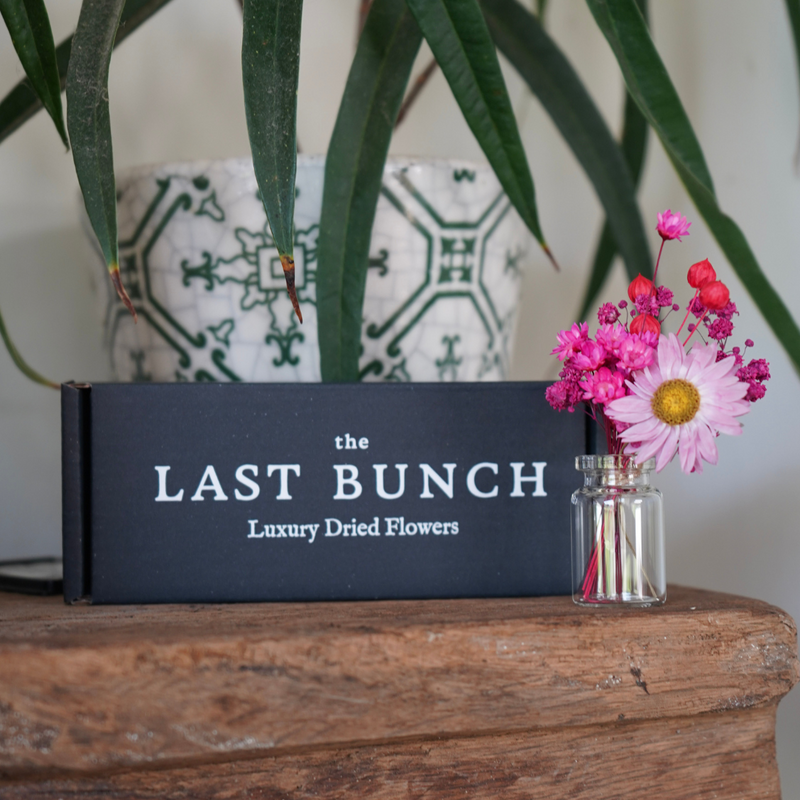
(547, 211, 769, 475)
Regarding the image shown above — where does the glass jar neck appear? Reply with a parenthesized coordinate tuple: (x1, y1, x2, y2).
(581, 468, 652, 488)
(576, 455, 654, 488)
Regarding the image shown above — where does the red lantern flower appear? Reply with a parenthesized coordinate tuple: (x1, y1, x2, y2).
(699, 280, 730, 311)
(627, 274, 655, 302)
(630, 313, 661, 337)
(687, 259, 716, 289)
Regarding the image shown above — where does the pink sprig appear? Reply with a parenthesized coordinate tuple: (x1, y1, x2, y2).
(656, 209, 691, 241)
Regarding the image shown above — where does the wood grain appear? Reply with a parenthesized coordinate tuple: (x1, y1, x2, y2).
(0, 708, 783, 799)
(0, 586, 796, 781)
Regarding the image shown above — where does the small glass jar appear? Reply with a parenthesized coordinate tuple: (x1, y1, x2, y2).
(571, 455, 665, 606)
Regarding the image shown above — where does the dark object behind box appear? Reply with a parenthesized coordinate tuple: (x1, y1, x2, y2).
(0, 558, 63, 596)
(62, 382, 593, 604)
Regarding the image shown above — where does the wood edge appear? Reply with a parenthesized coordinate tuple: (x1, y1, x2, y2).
(0, 706, 780, 785)
(1, 584, 795, 629)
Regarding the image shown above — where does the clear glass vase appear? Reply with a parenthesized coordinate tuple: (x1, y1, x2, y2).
(571, 455, 666, 606)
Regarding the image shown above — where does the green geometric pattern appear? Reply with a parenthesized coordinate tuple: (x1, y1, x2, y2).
(359, 167, 525, 382)
(99, 158, 530, 383)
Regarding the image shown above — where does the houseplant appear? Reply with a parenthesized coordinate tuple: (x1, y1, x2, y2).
(1, 0, 800, 386)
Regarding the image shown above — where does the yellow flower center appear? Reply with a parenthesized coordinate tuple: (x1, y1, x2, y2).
(651, 379, 700, 426)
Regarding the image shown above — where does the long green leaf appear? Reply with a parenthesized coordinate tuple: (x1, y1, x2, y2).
(481, 0, 651, 308)
(0, 303, 58, 388)
(785, 0, 800, 170)
(578, 0, 649, 320)
(242, 0, 304, 323)
(317, 0, 422, 382)
(587, 0, 800, 372)
(0, 0, 66, 146)
(405, 0, 553, 263)
(785, 0, 800, 124)
(586, 1, 714, 191)
(0, 0, 175, 148)
(67, 0, 136, 318)
(0, 0, 172, 387)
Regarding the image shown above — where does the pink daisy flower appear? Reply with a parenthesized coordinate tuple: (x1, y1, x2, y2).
(656, 209, 691, 242)
(605, 334, 750, 474)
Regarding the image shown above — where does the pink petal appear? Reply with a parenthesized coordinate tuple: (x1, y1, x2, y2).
(630, 372, 658, 397)
(656, 335, 682, 378)
(621, 416, 666, 441)
(678, 431, 697, 474)
(710, 418, 744, 436)
(606, 395, 651, 423)
(636, 423, 673, 463)
(700, 355, 738, 383)
(696, 423, 719, 465)
(655, 426, 680, 472)
(618, 410, 668, 435)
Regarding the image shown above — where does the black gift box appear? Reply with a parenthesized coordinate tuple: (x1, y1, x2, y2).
(62, 382, 593, 604)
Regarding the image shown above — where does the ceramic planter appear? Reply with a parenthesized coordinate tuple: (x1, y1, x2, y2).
(93, 156, 531, 383)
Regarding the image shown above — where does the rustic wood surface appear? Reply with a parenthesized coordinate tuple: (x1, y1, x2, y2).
(0, 585, 796, 794)
(0, 708, 782, 800)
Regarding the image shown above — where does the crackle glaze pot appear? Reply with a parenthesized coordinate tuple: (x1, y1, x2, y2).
(93, 156, 531, 383)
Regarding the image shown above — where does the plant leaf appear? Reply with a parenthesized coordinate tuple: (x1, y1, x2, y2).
(784, 0, 800, 169)
(786, 0, 800, 116)
(786, 0, 800, 79)
(242, 0, 304, 322)
(0, 303, 58, 388)
(66, 0, 136, 319)
(0, 0, 175, 148)
(481, 0, 651, 309)
(405, 0, 553, 263)
(317, 0, 422, 382)
(587, 0, 800, 372)
(0, 0, 67, 146)
(578, 0, 649, 320)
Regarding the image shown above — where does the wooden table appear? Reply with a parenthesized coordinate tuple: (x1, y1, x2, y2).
(0, 586, 797, 799)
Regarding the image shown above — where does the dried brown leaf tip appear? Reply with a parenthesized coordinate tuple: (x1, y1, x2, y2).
(110, 265, 138, 322)
(281, 254, 303, 323)
(543, 243, 560, 272)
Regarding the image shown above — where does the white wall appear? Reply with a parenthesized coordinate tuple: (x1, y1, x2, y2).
(0, 0, 797, 791)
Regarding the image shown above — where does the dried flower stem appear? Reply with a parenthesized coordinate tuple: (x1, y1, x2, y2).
(683, 309, 709, 347)
(677, 289, 699, 337)
(652, 239, 666, 285)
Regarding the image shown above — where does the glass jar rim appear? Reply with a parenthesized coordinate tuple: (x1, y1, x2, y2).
(575, 454, 655, 471)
